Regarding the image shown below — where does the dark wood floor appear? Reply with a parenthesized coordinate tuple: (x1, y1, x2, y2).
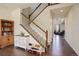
(46, 35, 77, 56)
(0, 35, 77, 56)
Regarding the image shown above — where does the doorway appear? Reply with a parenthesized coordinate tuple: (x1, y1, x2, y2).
(54, 18, 65, 36)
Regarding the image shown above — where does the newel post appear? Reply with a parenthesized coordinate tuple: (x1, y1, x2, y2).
(46, 30, 48, 47)
(45, 30, 48, 53)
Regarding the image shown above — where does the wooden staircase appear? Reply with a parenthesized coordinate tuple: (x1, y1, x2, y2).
(20, 3, 59, 52)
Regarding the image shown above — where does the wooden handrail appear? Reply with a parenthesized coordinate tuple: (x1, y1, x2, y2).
(29, 4, 49, 24)
(29, 3, 42, 17)
(21, 13, 29, 19)
(49, 3, 60, 5)
(32, 22, 46, 33)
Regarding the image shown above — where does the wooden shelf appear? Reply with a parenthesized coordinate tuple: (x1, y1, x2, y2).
(0, 19, 14, 48)
(2, 26, 13, 27)
(2, 31, 13, 32)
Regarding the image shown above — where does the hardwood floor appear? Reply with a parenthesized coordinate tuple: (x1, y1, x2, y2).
(0, 35, 77, 56)
(46, 35, 77, 56)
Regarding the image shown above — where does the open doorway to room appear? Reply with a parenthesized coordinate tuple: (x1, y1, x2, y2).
(54, 18, 65, 36)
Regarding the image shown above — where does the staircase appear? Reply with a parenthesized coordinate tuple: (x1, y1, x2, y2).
(20, 13, 47, 49)
(20, 3, 59, 52)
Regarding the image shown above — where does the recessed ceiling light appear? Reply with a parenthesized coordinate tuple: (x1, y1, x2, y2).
(60, 10, 63, 12)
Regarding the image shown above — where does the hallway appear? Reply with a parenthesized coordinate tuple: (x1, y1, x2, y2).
(0, 35, 77, 56)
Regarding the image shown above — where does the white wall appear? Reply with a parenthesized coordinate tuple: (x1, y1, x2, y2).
(0, 7, 12, 20)
(11, 8, 29, 35)
(11, 8, 21, 35)
(65, 4, 79, 55)
(60, 23, 65, 32)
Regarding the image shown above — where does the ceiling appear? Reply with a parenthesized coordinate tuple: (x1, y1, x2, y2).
(51, 6, 72, 25)
(51, 6, 72, 17)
